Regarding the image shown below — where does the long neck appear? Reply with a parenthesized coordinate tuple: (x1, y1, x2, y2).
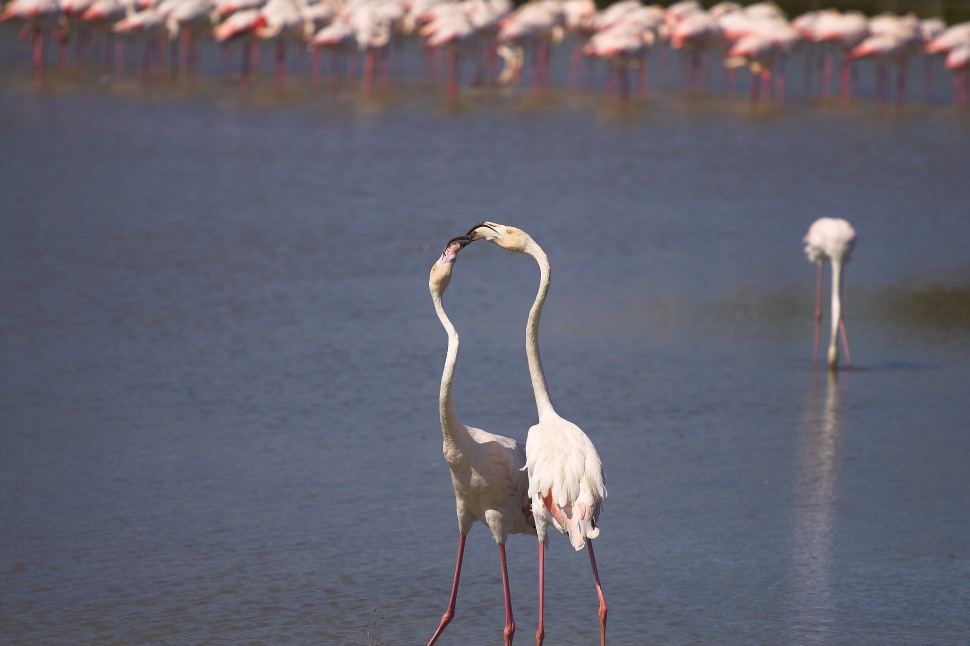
(827, 256, 844, 368)
(525, 241, 556, 420)
(432, 288, 464, 442)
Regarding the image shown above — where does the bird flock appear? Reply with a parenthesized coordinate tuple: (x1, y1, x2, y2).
(2, 0, 969, 105)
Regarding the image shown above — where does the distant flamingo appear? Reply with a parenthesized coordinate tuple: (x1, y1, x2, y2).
(213, 7, 265, 86)
(467, 221, 607, 646)
(0, 0, 64, 80)
(849, 13, 921, 104)
(583, 20, 652, 102)
(418, 2, 476, 101)
(668, 7, 723, 94)
(925, 21, 970, 105)
(426, 235, 535, 646)
(496, 0, 564, 93)
(112, 7, 171, 81)
(721, 12, 800, 105)
(584, 4, 663, 101)
(804, 217, 857, 370)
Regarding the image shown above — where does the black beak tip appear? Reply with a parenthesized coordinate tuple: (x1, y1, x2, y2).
(445, 234, 473, 250)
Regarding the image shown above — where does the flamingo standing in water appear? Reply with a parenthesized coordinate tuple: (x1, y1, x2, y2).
(426, 235, 536, 646)
(0, 0, 64, 80)
(467, 221, 608, 646)
(804, 217, 857, 371)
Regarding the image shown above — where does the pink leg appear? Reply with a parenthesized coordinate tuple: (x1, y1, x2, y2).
(447, 48, 459, 103)
(275, 40, 286, 91)
(32, 28, 45, 82)
(499, 544, 515, 646)
(536, 540, 545, 646)
(427, 534, 466, 646)
(813, 262, 823, 366)
(839, 317, 851, 367)
(587, 541, 607, 646)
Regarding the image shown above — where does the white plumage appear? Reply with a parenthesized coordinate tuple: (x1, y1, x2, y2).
(467, 221, 607, 646)
(426, 235, 535, 646)
(804, 217, 857, 369)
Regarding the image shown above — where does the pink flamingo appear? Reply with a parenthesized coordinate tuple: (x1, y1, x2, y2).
(310, 14, 356, 91)
(162, 0, 217, 77)
(720, 11, 800, 105)
(583, 17, 654, 103)
(112, 6, 171, 82)
(0, 0, 64, 80)
(213, 7, 265, 86)
(668, 8, 724, 94)
(79, 0, 127, 72)
(253, 0, 311, 91)
(496, 0, 564, 94)
(925, 21, 970, 104)
(419, 3, 477, 102)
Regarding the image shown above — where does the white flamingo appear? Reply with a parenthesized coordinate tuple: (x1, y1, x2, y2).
(467, 221, 607, 646)
(426, 235, 535, 646)
(804, 217, 857, 370)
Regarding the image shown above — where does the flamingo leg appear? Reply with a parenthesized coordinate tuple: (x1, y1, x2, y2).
(813, 261, 823, 366)
(536, 540, 545, 646)
(275, 40, 286, 91)
(838, 317, 851, 367)
(427, 533, 466, 646)
(499, 544, 515, 646)
(31, 27, 46, 82)
(587, 540, 607, 646)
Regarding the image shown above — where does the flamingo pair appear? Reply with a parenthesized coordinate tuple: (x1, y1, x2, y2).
(426, 222, 608, 646)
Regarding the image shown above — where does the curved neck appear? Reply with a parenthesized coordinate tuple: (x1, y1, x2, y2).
(432, 288, 463, 436)
(828, 257, 844, 367)
(525, 241, 556, 420)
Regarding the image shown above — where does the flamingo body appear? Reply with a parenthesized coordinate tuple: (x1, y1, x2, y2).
(804, 217, 856, 370)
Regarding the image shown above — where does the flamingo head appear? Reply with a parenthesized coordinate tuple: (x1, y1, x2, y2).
(430, 235, 472, 286)
(466, 221, 535, 254)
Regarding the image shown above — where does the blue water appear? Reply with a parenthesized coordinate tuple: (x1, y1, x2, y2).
(1, 32, 969, 645)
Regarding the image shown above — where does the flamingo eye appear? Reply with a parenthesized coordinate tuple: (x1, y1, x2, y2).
(506, 229, 512, 234)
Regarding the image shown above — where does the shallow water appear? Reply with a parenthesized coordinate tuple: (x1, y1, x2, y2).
(1, 33, 970, 646)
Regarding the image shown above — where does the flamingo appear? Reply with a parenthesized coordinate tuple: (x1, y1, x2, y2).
(668, 7, 724, 94)
(160, 0, 217, 76)
(807, 9, 869, 101)
(495, 0, 564, 92)
(417, 2, 476, 101)
(721, 13, 800, 105)
(925, 21, 970, 105)
(213, 6, 265, 86)
(426, 235, 536, 646)
(583, 19, 653, 102)
(804, 218, 857, 371)
(849, 12, 922, 104)
(0, 0, 64, 80)
(467, 222, 607, 646)
(112, 6, 171, 80)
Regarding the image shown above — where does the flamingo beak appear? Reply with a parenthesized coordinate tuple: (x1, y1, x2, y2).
(443, 234, 473, 252)
(465, 221, 498, 240)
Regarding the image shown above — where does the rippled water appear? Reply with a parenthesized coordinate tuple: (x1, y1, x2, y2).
(1, 35, 969, 645)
